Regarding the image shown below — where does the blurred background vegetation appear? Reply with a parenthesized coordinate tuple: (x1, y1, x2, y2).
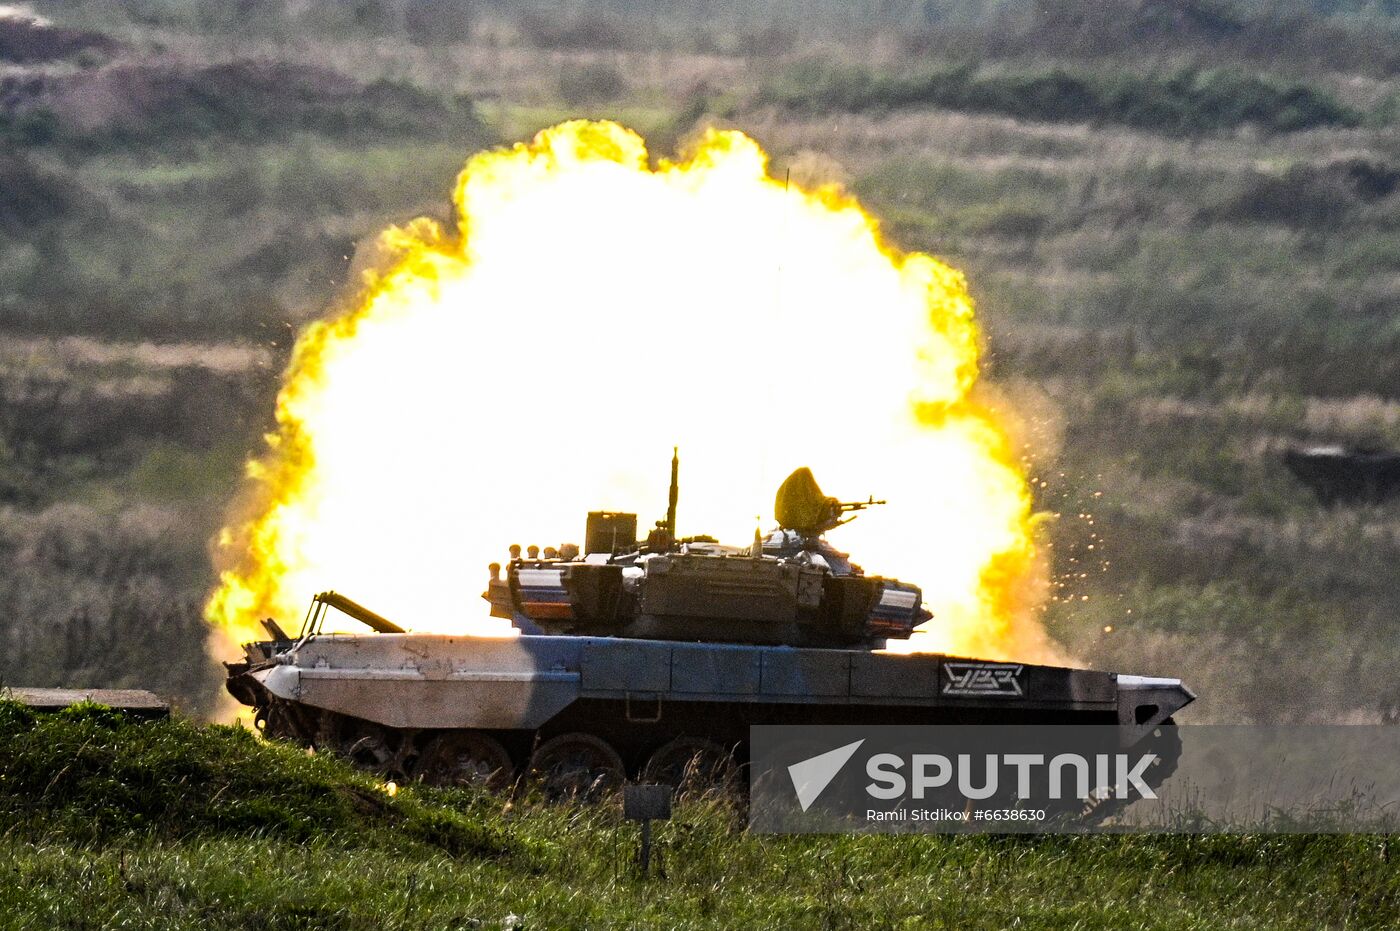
(1, 0, 1397, 721)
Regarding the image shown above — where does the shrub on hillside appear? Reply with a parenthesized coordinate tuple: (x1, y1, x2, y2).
(1203, 158, 1400, 228)
(557, 61, 626, 105)
(517, 10, 632, 50)
(766, 61, 1364, 136)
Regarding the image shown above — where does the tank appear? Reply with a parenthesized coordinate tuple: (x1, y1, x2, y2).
(225, 455, 1195, 814)
(1284, 444, 1400, 506)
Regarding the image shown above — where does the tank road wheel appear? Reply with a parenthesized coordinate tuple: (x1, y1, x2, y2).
(527, 733, 625, 803)
(254, 697, 298, 741)
(341, 721, 403, 781)
(642, 738, 739, 799)
(414, 731, 515, 791)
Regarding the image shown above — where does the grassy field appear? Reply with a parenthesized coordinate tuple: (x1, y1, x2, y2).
(2, 703, 1397, 930)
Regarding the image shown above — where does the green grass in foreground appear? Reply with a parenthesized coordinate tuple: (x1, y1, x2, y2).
(1, 703, 1397, 930)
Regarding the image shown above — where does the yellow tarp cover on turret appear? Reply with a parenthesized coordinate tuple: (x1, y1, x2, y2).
(775, 467, 840, 535)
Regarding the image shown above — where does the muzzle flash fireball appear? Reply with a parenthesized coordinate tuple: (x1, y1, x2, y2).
(207, 119, 1055, 664)
(216, 121, 1196, 809)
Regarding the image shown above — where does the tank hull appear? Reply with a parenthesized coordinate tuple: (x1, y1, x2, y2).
(227, 631, 1193, 787)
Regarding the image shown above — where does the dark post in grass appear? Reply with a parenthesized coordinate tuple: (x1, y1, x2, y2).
(623, 784, 673, 876)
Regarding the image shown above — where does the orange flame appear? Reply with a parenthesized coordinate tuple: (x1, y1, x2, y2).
(207, 120, 1060, 663)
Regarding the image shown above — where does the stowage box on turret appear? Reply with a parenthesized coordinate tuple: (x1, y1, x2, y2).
(226, 455, 1194, 810)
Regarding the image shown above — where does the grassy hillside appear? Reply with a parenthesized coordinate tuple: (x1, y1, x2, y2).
(2, 702, 1398, 930)
(0, 0, 1397, 725)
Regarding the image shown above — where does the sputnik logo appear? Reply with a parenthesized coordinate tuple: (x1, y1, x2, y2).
(788, 739, 865, 811)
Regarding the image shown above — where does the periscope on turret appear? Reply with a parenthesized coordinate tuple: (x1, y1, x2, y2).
(224, 454, 1194, 810)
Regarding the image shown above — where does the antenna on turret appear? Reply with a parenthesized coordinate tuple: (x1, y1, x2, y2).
(666, 447, 679, 540)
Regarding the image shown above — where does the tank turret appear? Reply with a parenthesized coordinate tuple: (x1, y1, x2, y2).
(484, 456, 927, 648)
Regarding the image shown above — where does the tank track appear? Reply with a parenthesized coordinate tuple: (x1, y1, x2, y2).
(251, 693, 740, 800)
(1078, 719, 1182, 828)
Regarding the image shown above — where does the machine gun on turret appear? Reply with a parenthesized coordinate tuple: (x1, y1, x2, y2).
(774, 467, 885, 538)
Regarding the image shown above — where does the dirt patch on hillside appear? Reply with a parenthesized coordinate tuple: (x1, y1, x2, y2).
(0, 9, 117, 64)
(4, 57, 473, 142)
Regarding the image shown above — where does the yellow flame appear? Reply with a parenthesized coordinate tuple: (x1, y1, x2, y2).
(206, 120, 1060, 663)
